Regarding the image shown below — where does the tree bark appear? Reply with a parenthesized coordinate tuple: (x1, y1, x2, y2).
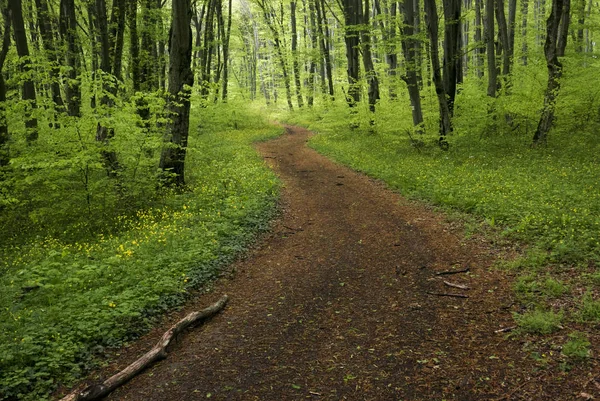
(0, 8, 10, 168)
(361, 0, 380, 114)
(307, 0, 318, 106)
(221, 0, 232, 101)
(424, 0, 452, 146)
(140, 0, 159, 91)
(159, 0, 195, 186)
(474, 0, 484, 77)
(59, 0, 81, 116)
(495, 0, 511, 76)
(342, 0, 361, 106)
(485, 0, 497, 96)
(9, 0, 38, 142)
(316, 0, 334, 98)
(290, 0, 304, 107)
(35, 0, 64, 112)
(533, 0, 567, 146)
(442, 0, 462, 114)
(129, 0, 141, 91)
(400, 0, 425, 130)
(556, 0, 570, 55)
(521, 0, 529, 64)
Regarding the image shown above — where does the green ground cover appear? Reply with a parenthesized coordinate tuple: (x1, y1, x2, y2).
(0, 102, 281, 400)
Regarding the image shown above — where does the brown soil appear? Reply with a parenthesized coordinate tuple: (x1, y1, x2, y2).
(82, 126, 596, 400)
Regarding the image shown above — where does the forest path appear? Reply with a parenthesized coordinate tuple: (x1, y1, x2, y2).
(103, 126, 582, 400)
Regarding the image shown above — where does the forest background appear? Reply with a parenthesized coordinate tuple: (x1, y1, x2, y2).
(0, 0, 599, 398)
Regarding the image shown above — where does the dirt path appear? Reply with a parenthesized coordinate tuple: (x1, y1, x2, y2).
(100, 126, 591, 400)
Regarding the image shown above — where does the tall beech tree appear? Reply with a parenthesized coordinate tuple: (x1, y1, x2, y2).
(533, 0, 569, 145)
(0, 7, 10, 168)
(342, 0, 361, 106)
(424, 0, 452, 146)
(400, 0, 424, 130)
(159, 0, 194, 186)
(9, 0, 38, 142)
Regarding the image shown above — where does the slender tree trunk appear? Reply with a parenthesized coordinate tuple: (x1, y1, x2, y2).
(495, 0, 511, 76)
(533, 0, 567, 145)
(35, 0, 64, 112)
(316, 0, 334, 98)
(361, 0, 380, 114)
(521, 0, 529, 64)
(0, 8, 10, 168)
(474, 0, 484, 77)
(424, 0, 452, 145)
(442, 0, 462, 114)
(257, 0, 294, 109)
(221, 0, 232, 101)
(140, 0, 159, 91)
(9, 0, 38, 142)
(556, 0, 570, 55)
(291, 0, 304, 107)
(160, 0, 194, 186)
(307, 0, 318, 106)
(59, 0, 81, 116)
(342, 0, 361, 106)
(109, 0, 127, 80)
(575, 0, 584, 53)
(400, 0, 424, 130)
(485, 0, 497, 96)
(129, 0, 141, 91)
(508, 0, 516, 57)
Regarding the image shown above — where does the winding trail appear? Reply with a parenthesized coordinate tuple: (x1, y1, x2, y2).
(102, 126, 589, 400)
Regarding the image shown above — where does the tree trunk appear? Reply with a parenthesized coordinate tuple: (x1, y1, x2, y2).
(556, 0, 570, 55)
(316, 0, 334, 98)
(495, 0, 511, 76)
(129, 0, 141, 91)
(221, 0, 232, 101)
(9, 0, 38, 142)
(442, 0, 462, 114)
(424, 0, 452, 146)
(59, 0, 81, 116)
(474, 0, 484, 77)
(342, 0, 361, 106)
(290, 1, 304, 107)
(140, 0, 159, 91)
(159, 0, 194, 186)
(575, 0, 584, 53)
(35, 0, 64, 112)
(533, 0, 568, 145)
(109, 0, 127, 80)
(521, 0, 529, 64)
(485, 0, 497, 96)
(400, 0, 424, 130)
(0, 8, 10, 168)
(361, 0, 380, 114)
(307, 0, 318, 106)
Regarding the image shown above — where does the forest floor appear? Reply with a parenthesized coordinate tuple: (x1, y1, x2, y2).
(77, 126, 597, 400)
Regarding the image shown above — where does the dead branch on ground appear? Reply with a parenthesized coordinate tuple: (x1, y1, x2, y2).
(60, 295, 229, 401)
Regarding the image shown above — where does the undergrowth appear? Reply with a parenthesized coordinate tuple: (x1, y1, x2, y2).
(0, 101, 281, 400)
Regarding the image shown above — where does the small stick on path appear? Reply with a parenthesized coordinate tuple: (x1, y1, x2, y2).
(426, 291, 469, 299)
(443, 281, 470, 290)
(495, 325, 517, 333)
(60, 295, 229, 401)
(436, 267, 470, 276)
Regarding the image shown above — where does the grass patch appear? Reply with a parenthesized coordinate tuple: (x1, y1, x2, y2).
(0, 101, 282, 400)
(562, 332, 591, 361)
(514, 310, 564, 335)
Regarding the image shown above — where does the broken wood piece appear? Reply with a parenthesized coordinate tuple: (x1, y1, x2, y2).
(426, 291, 469, 299)
(60, 295, 229, 401)
(435, 267, 470, 276)
(443, 281, 470, 290)
(494, 325, 517, 333)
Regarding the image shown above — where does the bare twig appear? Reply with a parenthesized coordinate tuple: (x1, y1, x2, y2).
(443, 281, 470, 290)
(435, 267, 470, 276)
(426, 291, 469, 299)
(494, 325, 517, 333)
(61, 295, 229, 401)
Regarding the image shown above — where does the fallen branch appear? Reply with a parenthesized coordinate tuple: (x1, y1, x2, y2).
(61, 295, 229, 401)
(494, 325, 517, 333)
(426, 291, 469, 299)
(443, 281, 470, 290)
(435, 267, 470, 276)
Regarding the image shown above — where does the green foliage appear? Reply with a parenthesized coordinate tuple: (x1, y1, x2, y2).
(0, 100, 281, 400)
(578, 291, 600, 323)
(561, 332, 591, 361)
(514, 275, 569, 301)
(514, 310, 563, 335)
